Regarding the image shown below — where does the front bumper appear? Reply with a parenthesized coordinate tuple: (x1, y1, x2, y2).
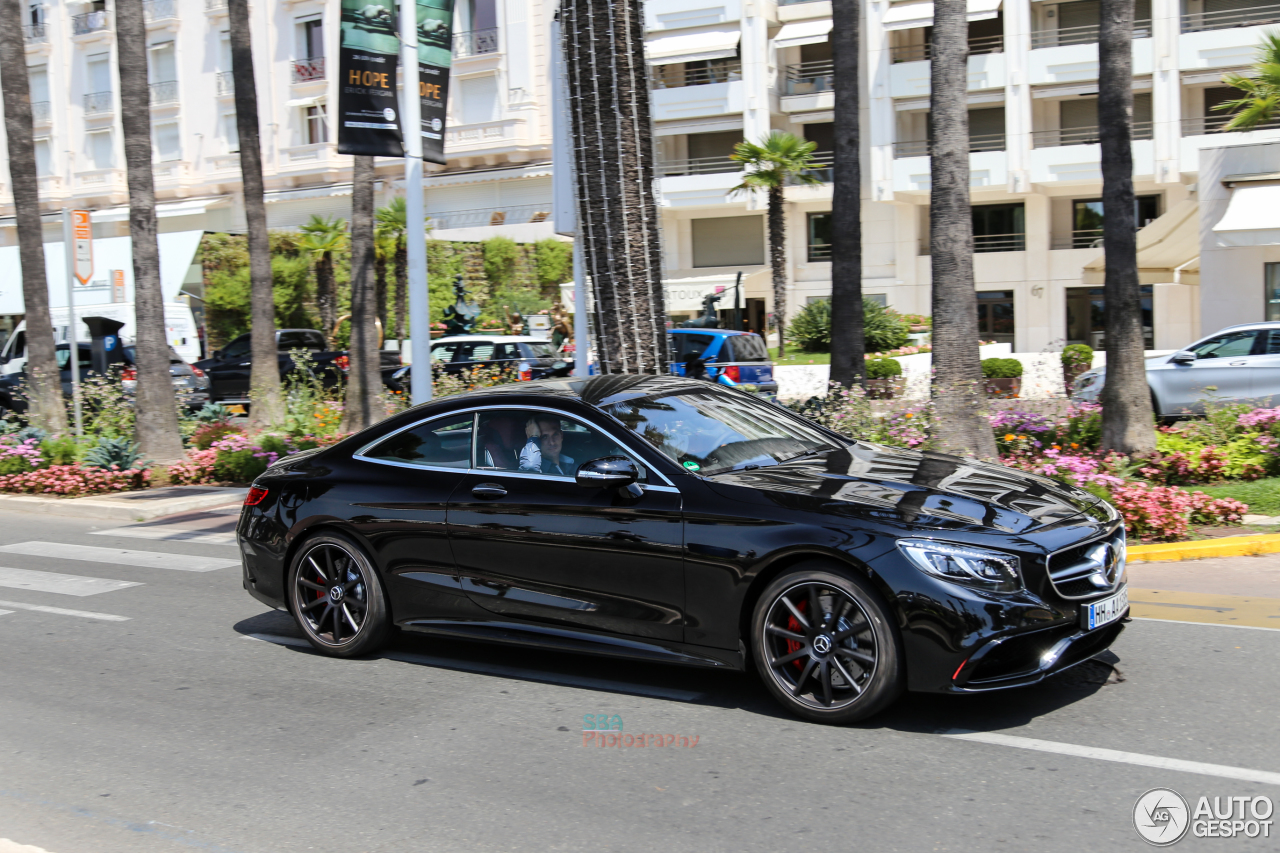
(949, 614, 1127, 691)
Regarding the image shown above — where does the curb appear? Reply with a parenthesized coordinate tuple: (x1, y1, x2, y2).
(0, 487, 247, 522)
(1128, 534, 1280, 563)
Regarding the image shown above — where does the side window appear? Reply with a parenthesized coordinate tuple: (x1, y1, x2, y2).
(1191, 331, 1260, 359)
(493, 343, 519, 360)
(222, 336, 251, 359)
(363, 413, 474, 469)
(430, 343, 459, 363)
(460, 342, 496, 362)
(1264, 331, 1280, 355)
(300, 331, 327, 350)
(672, 333, 715, 362)
(11, 331, 24, 360)
(477, 409, 647, 480)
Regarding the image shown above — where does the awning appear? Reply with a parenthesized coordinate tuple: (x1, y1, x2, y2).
(1212, 184, 1280, 247)
(264, 184, 354, 204)
(882, 0, 1002, 31)
(284, 96, 325, 109)
(88, 198, 224, 223)
(774, 19, 833, 49)
(1082, 199, 1201, 285)
(647, 28, 741, 66)
(558, 270, 769, 314)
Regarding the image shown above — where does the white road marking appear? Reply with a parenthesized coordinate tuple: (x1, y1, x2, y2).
(90, 527, 237, 545)
(0, 567, 140, 597)
(0, 609, 12, 617)
(0, 541, 237, 572)
(1131, 616, 1280, 633)
(942, 730, 1280, 786)
(0, 599, 129, 621)
(242, 633, 706, 701)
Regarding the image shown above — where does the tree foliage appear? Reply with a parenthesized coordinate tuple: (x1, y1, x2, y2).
(1215, 32, 1280, 131)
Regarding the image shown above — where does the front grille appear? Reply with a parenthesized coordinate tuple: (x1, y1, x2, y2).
(1047, 527, 1126, 600)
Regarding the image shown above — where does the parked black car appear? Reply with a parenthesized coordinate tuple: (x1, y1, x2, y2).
(195, 329, 402, 405)
(237, 376, 1128, 724)
(387, 335, 572, 391)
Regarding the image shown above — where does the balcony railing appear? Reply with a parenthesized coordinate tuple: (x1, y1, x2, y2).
(780, 0, 824, 5)
(652, 61, 742, 89)
(83, 91, 114, 114)
(889, 34, 1005, 63)
(143, 0, 177, 21)
(71, 10, 110, 35)
(1031, 19, 1151, 48)
(205, 0, 228, 9)
(784, 60, 833, 95)
(1031, 121, 1153, 147)
(425, 204, 550, 230)
(657, 156, 742, 177)
(22, 23, 46, 42)
(974, 233, 1026, 253)
(216, 71, 235, 96)
(150, 80, 178, 104)
(1182, 114, 1280, 135)
(804, 150, 834, 182)
(1182, 2, 1280, 32)
(893, 131, 1006, 158)
(31, 101, 51, 123)
(453, 27, 499, 57)
(808, 242, 832, 262)
(292, 57, 325, 83)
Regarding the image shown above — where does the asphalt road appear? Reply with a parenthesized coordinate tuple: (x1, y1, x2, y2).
(1, 506, 1278, 852)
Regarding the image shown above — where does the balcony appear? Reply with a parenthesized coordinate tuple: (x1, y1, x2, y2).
(657, 156, 740, 177)
(83, 91, 114, 115)
(893, 131, 1005, 158)
(143, 0, 177, 22)
(292, 57, 325, 83)
(216, 71, 235, 96)
(1032, 121, 1153, 148)
(803, 150, 834, 182)
(652, 62, 742, 89)
(426, 204, 550, 230)
(150, 80, 178, 105)
(22, 23, 46, 43)
(31, 101, 51, 124)
(205, 0, 228, 10)
(784, 60, 832, 95)
(71, 11, 110, 35)
(889, 34, 1004, 64)
(807, 241, 831, 262)
(453, 28, 499, 58)
(1182, 2, 1280, 33)
(1031, 19, 1151, 48)
(974, 233, 1025, 252)
(1182, 114, 1280, 135)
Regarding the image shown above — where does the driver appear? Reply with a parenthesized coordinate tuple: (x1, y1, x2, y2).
(520, 415, 575, 476)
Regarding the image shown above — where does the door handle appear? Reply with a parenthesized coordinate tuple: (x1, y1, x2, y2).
(239, 362, 252, 366)
(1229, 360, 1249, 366)
(471, 483, 507, 499)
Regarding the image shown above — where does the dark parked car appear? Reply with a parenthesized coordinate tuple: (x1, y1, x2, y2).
(238, 376, 1128, 724)
(196, 329, 402, 405)
(388, 335, 572, 390)
(0, 342, 209, 414)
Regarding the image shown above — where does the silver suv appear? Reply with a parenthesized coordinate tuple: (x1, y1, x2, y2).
(1073, 322, 1280, 416)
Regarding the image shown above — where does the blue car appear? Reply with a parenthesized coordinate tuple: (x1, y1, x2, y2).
(668, 329, 777, 396)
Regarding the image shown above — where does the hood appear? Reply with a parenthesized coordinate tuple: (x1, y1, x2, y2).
(705, 442, 1111, 534)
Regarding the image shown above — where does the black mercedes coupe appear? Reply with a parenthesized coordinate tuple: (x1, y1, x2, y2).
(237, 375, 1129, 724)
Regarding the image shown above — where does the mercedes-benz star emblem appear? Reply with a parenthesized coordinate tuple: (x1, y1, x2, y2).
(328, 586, 345, 603)
(813, 635, 833, 654)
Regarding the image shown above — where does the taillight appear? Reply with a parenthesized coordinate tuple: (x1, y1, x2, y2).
(244, 486, 269, 506)
(723, 365, 740, 382)
(517, 361, 532, 381)
(334, 355, 350, 372)
(121, 367, 138, 381)
(190, 365, 206, 378)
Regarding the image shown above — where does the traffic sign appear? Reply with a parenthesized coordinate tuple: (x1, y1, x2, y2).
(71, 210, 93, 285)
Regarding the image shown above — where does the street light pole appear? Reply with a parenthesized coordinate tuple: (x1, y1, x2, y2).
(400, 0, 431, 403)
(61, 208, 83, 437)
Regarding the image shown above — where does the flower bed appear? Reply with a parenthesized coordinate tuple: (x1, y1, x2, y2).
(0, 464, 150, 496)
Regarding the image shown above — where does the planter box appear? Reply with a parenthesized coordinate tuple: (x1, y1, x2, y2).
(865, 378, 903, 399)
(1062, 362, 1090, 394)
(985, 377, 1022, 398)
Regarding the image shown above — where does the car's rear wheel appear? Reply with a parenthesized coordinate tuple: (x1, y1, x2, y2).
(751, 563, 904, 724)
(288, 532, 391, 657)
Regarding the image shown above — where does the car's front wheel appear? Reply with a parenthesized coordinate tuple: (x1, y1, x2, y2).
(751, 563, 904, 724)
(288, 532, 391, 657)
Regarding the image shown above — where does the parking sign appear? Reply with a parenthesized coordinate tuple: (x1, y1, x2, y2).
(72, 210, 93, 285)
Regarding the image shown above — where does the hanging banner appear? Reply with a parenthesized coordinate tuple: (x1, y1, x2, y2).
(337, 0, 405, 156)
(413, 0, 456, 165)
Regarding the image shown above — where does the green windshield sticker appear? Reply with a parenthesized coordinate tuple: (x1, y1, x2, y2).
(683, 460, 701, 471)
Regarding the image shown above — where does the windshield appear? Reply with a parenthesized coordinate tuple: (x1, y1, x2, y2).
(601, 389, 843, 475)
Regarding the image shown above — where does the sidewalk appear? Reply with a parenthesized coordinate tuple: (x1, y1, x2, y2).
(0, 486, 247, 523)
(1127, 551, 1280, 629)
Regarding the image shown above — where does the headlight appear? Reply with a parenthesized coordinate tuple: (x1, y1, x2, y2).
(897, 539, 1022, 593)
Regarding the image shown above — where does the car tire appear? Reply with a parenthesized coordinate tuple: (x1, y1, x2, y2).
(750, 562, 904, 725)
(287, 531, 392, 658)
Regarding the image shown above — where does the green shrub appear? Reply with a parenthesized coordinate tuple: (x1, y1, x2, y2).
(864, 299, 911, 352)
(786, 297, 911, 354)
(981, 358, 1023, 379)
(83, 437, 147, 471)
(865, 357, 903, 379)
(1061, 344, 1093, 369)
(787, 299, 831, 352)
(40, 435, 81, 466)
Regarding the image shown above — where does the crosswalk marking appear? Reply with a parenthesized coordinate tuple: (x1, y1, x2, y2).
(0, 609, 12, 617)
(0, 541, 238, 573)
(91, 527, 237, 545)
(0, 567, 141, 597)
(0, 599, 130, 621)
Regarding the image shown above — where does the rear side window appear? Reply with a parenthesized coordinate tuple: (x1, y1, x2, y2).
(724, 334, 768, 362)
(519, 342, 558, 358)
(1265, 331, 1280, 354)
(671, 333, 715, 361)
(458, 342, 497, 362)
(222, 336, 251, 359)
(278, 331, 326, 351)
(362, 413, 474, 469)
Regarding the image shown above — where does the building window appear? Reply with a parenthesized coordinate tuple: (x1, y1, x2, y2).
(807, 212, 832, 262)
(301, 18, 324, 58)
(458, 74, 499, 124)
(973, 203, 1025, 252)
(691, 216, 766, 267)
(1066, 285, 1154, 350)
(88, 129, 113, 169)
(153, 121, 180, 162)
(1267, 263, 1280, 322)
(976, 291, 1015, 345)
(34, 138, 51, 176)
(305, 104, 328, 144)
(1071, 195, 1160, 248)
(222, 113, 239, 153)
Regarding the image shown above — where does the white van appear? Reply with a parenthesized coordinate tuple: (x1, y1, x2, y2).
(0, 302, 200, 377)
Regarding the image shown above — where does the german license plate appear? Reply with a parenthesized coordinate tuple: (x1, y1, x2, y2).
(1083, 587, 1128, 630)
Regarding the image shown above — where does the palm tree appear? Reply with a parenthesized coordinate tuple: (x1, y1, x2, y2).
(228, 0, 282, 429)
(928, 0, 996, 458)
(1214, 32, 1280, 130)
(342, 157, 382, 432)
(298, 215, 347, 347)
(115, 0, 184, 461)
(829, 0, 867, 387)
(0, 0, 66, 433)
(1098, 0, 1156, 454)
(560, 0, 667, 374)
(730, 132, 822, 359)
(376, 197, 408, 340)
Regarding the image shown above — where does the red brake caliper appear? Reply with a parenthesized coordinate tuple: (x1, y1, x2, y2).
(785, 599, 807, 670)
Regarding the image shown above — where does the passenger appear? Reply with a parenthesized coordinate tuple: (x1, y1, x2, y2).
(481, 415, 524, 469)
(520, 415, 576, 475)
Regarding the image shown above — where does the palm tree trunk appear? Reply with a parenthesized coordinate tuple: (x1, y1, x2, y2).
(342, 156, 382, 433)
(768, 185, 788, 359)
(928, 0, 996, 458)
(116, 0, 184, 461)
(229, 0, 283, 430)
(561, 0, 667, 374)
(316, 256, 337, 347)
(375, 249, 388, 335)
(0, 0, 66, 433)
(394, 241, 407, 340)
(828, 0, 866, 387)
(1099, 0, 1155, 454)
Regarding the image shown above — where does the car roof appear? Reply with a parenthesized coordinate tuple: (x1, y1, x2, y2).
(668, 328, 753, 337)
(1217, 322, 1280, 332)
(407, 374, 712, 410)
(432, 335, 548, 344)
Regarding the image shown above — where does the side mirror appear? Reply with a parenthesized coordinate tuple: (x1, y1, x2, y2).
(576, 455, 641, 495)
(1170, 350, 1197, 364)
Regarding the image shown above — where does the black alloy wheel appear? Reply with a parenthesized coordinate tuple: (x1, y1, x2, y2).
(288, 532, 391, 657)
(752, 564, 904, 724)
